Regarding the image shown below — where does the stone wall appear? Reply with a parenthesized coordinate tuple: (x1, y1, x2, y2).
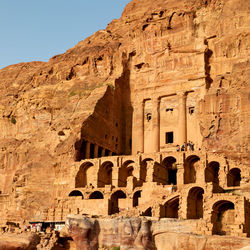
(45, 151, 250, 237)
(0, 0, 249, 241)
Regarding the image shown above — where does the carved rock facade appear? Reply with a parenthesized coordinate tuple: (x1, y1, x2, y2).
(0, 0, 249, 248)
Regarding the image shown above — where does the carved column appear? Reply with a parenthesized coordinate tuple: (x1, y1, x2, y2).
(146, 161, 155, 182)
(219, 158, 228, 188)
(177, 92, 187, 146)
(134, 162, 140, 180)
(85, 141, 90, 159)
(92, 160, 99, 188)
(152, 97, 160, 152)
(132, 100, 144, 154)
(197, 159, 206, 184)
(101, 148, 105, 157)
(177, 153, 185, 185)
(177, 165, 184, 186)
(112, 160, 119, 187)
(94, 144, 98, 158)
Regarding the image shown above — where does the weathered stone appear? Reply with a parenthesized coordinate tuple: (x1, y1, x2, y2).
(66, 215, 250, 250)
(0, 0, 249, 248)
(0, 232, 40, 250)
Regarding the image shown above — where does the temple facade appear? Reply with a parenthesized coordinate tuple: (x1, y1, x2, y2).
(0, 0, 249, 243)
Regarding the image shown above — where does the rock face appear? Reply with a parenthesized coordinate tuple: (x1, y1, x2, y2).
(67, 215, 153, 249)
(0, 232, 40, 250)
(0, 0, 249, 246)
(66, 215, 250, 250)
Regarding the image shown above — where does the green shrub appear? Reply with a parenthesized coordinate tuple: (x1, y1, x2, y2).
(172, 163, 177, 170)
(10, 117, 16, 124)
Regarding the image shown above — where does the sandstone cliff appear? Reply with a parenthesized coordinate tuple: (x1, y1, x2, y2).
(0, 0, 249, 230)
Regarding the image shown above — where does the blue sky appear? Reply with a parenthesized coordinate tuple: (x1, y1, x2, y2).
(0, 1, 131, 69)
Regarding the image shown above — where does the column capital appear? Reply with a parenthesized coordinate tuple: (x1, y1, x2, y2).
(152, 97, 161, 105)
(140, 100, 145, 106)
(133, 99, 145, 107)
(132, 97, 145, 106)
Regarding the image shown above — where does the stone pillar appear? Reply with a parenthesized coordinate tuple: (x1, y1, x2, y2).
(101, 148, 105, 157)
(85, 141, 90, 159)
(92, 165, 99, 188)
(177, 153, 185, 185)
(196, 159, 206, 184)
(112, 164, 119, 187)
(94, 144, 98, 158)
(127, 176, 135, 192)
(132, 100, 144, 154)
(146, 161, 155, 182)
(152, 97, 160, 152)
(178, 195, 186, 219)
(219, 161, 228, 188)
(177, 164, 184, 185)
(133, 162, 140, 180)
(177, 92, 187, 146)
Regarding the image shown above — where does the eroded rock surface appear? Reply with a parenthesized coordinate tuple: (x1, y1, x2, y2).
(67, 215, 153, 250)
(0, 232, 40, 250)
(66, 215, 250, 250)
(0, 0, 249, 245)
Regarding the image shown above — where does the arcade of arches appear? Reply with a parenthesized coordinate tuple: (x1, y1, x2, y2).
(58, 151, 249, 238)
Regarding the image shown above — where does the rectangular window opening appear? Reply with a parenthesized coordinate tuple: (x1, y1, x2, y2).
(165, 132, 174, 144)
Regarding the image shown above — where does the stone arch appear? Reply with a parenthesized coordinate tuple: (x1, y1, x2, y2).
(205, 161, 219, 184)
(141, 207, 152, 217)
(89, 191, 104, 199)
(184, 155, 200, 184)
(162, 156, 177, 185)
(133, 190, 142, 207)
(211, 200, 235, 235)
(160, 196, 179, 218)
(98, 161, 113, 188)
(110, 188, 128, 198)
(109, 190, 127, 215)
(69, 190, 84, 199)
(140, 158, 153, 182)
(187, 186, 204, 219)
(227, 168, 241, 187)
(100, 157, 117, 166)
(75, 162, 94, 188)
(118, 160, 135, 187)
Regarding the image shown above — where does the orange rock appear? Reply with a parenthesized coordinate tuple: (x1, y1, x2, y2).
(0, 0, 249, 246)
